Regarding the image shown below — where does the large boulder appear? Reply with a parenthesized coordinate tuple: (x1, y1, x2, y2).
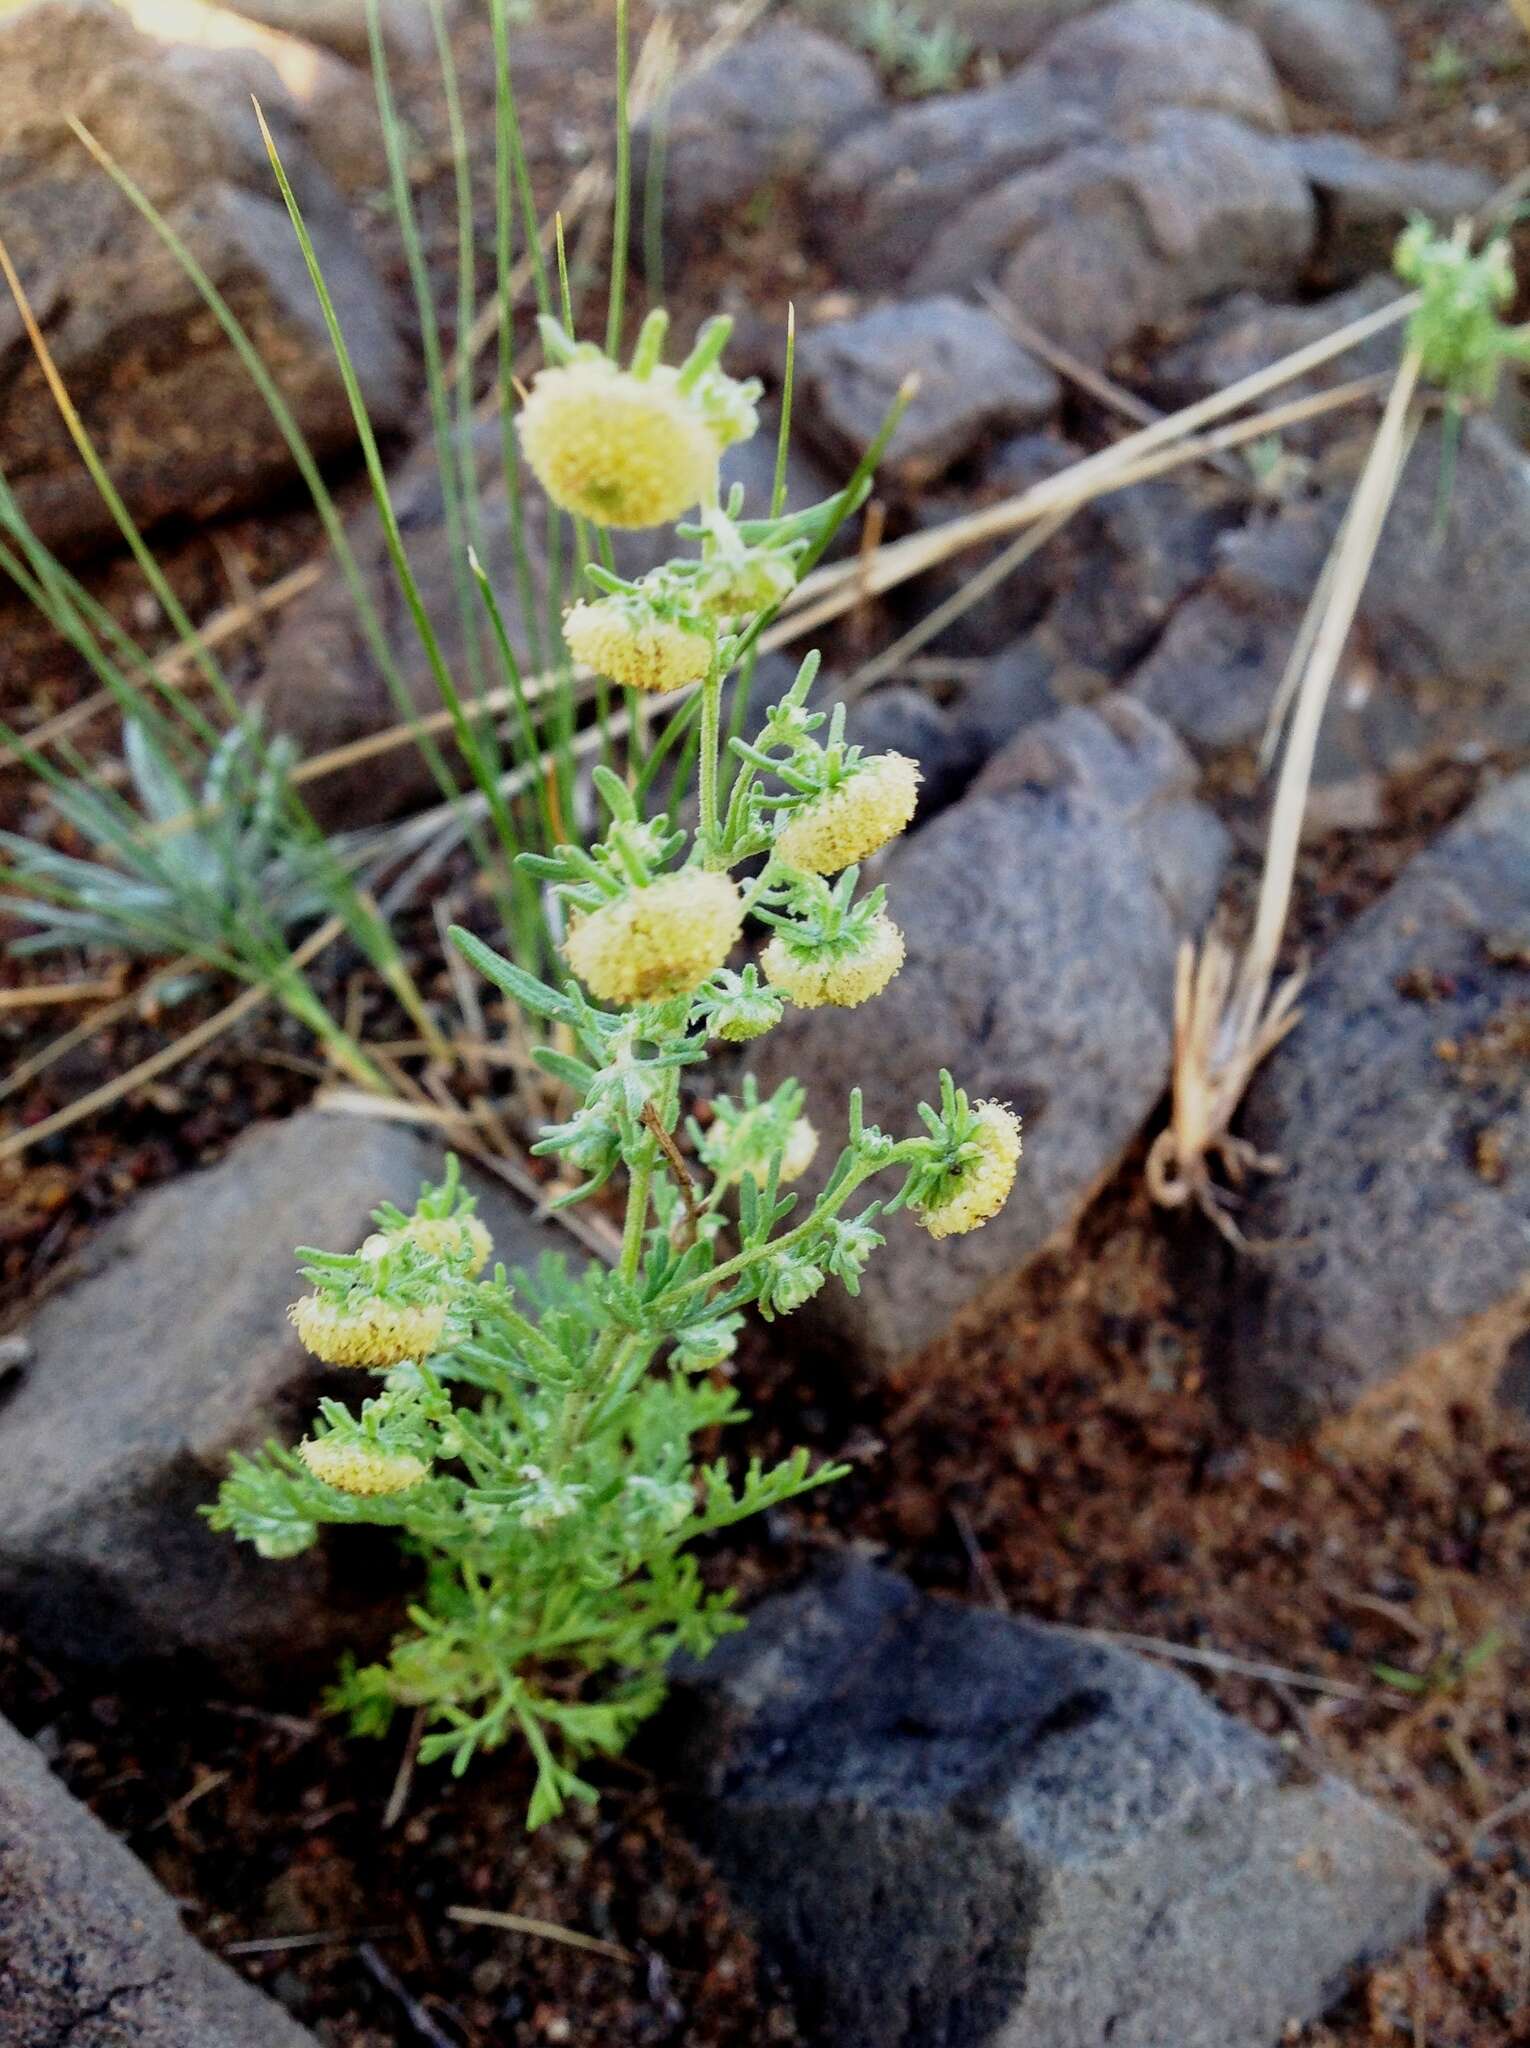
(909, 108, 1316, 363)
(0, 1111, 565, 1685)
(1201, 772, 1530, 1434)
(633, 21, 881, 257)
(0, 1710, 318, 2047)
(813, 0, 1287, 295)
(0, 0, 407, 550)
(750, 697, 1229, 1373)
(668, 1556, 1444, 2048)
(795, 296, 1060, 487)
(114, 0, 389, 196)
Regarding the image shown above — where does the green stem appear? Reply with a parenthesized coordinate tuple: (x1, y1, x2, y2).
(619, 1150, 655, 1285)
(606, 0, 632, 357)
(698, 665, 723, 861)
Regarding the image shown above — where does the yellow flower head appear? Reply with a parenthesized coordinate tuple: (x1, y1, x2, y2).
(563, 870, 745, 1005)
(914, 1101, 1022, 1240)
(289, 1292, 448, 1368)
(761, 911, 905, 1009)
(394, 1213, 493, 1277)
(299, 1436, 429, 1496)
(564, 598, 713, 695)
(519, 361, 721, 528)
(776, 754, 922, 874)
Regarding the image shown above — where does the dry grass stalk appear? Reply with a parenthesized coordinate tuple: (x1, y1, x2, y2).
(0, 916, 345, 1165)
(1147, 347, 1425, 1241)
(445, 1904, 636, 1964)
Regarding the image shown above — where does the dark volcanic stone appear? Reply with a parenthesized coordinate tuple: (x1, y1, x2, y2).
(0, 0, 407, 549)
(0, 1112, 563, 1685)
(1226, 0, 1403, 126)
(1206, 772, 1530, 1433)
(750, 698, 1229, 1372)
(1131, 415, 1530, 793)
(0, 1710, 317, 2046)
(909, 108, 1316, 362)
(633, 21, 881, 254)
(670, 1556, 1443, 2048)
(796, 296, 1060, 486)
(1283, 133, 1492, 284)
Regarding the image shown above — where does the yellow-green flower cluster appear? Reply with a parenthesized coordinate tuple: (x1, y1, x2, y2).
(520, 361, 722, 529)
(289, 1292, 447, 1368)
(299, 1436, 429, 1496)
(563, 870, 744, 1005)
(564, 597, 713, 695)
(762, 911, 905, 1009)
(777, 754, 921, 874)
(392, 1213, 493, 1277)
(914, 1102, 1022, 1239)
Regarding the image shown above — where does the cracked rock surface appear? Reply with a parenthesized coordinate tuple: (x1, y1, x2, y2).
(0, 1710, 316, 2048)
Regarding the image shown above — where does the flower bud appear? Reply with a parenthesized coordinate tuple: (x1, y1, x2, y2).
(563, 870, 744, 1005)
(776, 754, 921, 874)
(299, 1436, 429, 1496)
(519, 361, 721, 528)
(564, 598, 713, 695)
(914, 1101, 1022, 1239)
(761, 911, 905, 1009)
(289, 1293, 448, 1368)
(396, 1213, 493, 1277)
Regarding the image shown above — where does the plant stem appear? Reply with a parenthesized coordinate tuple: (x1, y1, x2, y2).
(619, 1149, 655, 1284)
(697, 666, 723, 861)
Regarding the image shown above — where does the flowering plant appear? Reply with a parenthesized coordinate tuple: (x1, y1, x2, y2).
(211, 312, 1020, 1827)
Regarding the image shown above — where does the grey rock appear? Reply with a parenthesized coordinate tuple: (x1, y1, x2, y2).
(911, 432, 1091, 657)
(811, 0, 1285, 290)
(1041, 468, 1233, 673)
(0, 1111, 564, 1684)
(1283, 134, 1492, 285)
(670, 1555, 1443, 2048)
(750, 698, 1229, 1372)
(1204, 772, 1530, 1433)
(633, 22, 881, 255)
(1132, 415, 1530, 788)
(1034, 0, 1287, 131)
(0, 0, 407, 550)
(911, 109, 1316, 362)
(0, 1710, 318, 2046)
(950, 636, 1071, 756)
(1153, 275, 1406, 448)
(796, 297, 1060, 487)
(812, 69, 1098, 288)
(1225, 0, 1402, 125)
